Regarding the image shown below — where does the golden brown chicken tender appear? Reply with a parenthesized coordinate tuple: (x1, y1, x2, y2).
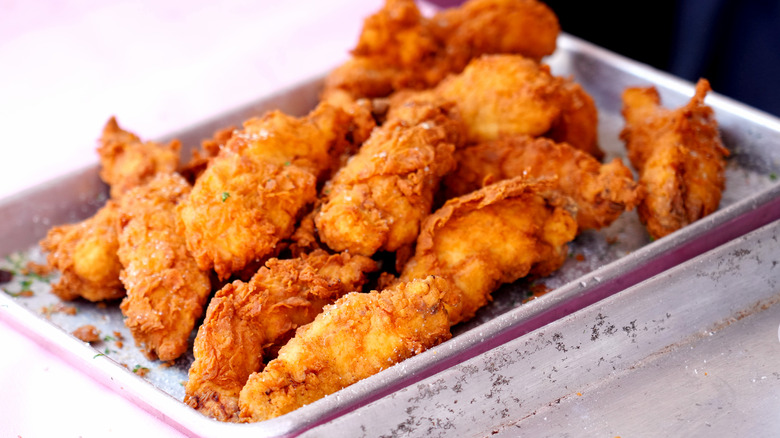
(177, 102, 362, 280)
(399, 178, 578, 325)
(238, 276, 455, 422)
(434, 55, 603, 159)
(39, 202, 125, 302)
(314, 98, 465, 256)
(443, 135, 643, 230)
(117, 173, 211, 362)
(98, 117, 180, 198)
(225, 103, 359, 183)
(621, 79, 729, 239)
(184, 250, 377, 421)
(178, 153, 317, 280)
(323, 0, 559, 100)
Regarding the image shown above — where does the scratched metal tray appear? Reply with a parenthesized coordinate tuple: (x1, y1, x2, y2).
(307, 218, 780, 437)
(1, 34, 779, 437)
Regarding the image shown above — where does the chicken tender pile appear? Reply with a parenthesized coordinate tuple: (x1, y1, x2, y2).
(323, 0, 559, 100)
(238, 276, 455, 422)
(37, 0, 729, 425)
(185, 250, 377, 421)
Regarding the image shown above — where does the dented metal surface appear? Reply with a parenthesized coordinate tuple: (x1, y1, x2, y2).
(306, 220, 780, 437)
(1, 34, 780, 437)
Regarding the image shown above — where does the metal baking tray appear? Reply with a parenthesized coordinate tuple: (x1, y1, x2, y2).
(1, 34, 779, 437)
(307, 217, 780, 437)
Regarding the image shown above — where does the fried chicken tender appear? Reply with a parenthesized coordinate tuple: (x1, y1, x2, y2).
(40, 118, 184, 302)
(315, 98, 465, 256)
(98, 117, 180, 198)
(225, 103, 361, 183)
(621, 79, 729, 239)
(433, 54, 604, 158)
(178, 154, 316, 281)
(238, 276, 455, 422)
(39, 202, 125, 302)
(117, 173, 211, 361)
(323, 0, 559, 100)
(443, 135, 643, 230)
(177, 102, 362, 280)
(184, 250, 377, 421)
(399, 178, 578, 325)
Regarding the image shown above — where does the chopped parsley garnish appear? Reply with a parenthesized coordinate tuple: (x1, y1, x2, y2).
(284, 161, 291, 167)
(770, 173, 778, 181)
(93, 353, 105, 359)
(221, 192, 230, 202)
(103, 335, 116, 342)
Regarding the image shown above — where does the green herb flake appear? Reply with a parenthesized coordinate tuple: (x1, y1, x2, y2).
(93, 353, 105, 359)
(770, 173, 778, 181)
(284, 161, 291, 167)
(103, 335, 116, 342)
(221, 192, 230, 202)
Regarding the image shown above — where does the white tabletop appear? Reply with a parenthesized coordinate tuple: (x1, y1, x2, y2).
(0, 1, 389, 436)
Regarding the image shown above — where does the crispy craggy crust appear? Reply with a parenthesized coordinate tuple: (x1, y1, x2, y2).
(184, 250, 377, 421)
(433, 54, 603, 159)
(238, 276, 454, 422)
(621, 79, 729, 239)
(322, 0, 559, 100)
(97, 117, 180, 198)
(40, 202, 125, 302)
(117, 173, 211, 361)
(177, 103, 362, 280)
(180, 125, 236, 184)
(443, 135, 643, 230)
(225, 103, 359, 183)
(545, 80, 603, 160)
(399, 178, 578, 325)
(177, 153, 317, 280)
(315, 99, 465, 256)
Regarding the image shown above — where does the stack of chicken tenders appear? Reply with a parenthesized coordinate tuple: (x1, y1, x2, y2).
(39, 0, 728, 423)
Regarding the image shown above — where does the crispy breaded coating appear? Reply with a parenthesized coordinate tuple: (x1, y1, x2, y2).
(545, 80, 603, 160)
(184, 250, 377, 421)
(180, 125, 236, 184)
(430, 0, 560, 65)
(97, 117, 180, 198)
(178, 153, 317, 280)
(315, 99, 465, 256)
(238, 276, 454, 422)
(177, 102, 361, 280)
(323, 0, 559, 100)
(434, 54, 603, 160)
(434, 55, 562, 142)
(621, 79, 729, 239)
(40, 202, 125, 302)
(226, 103, 358, 183)
(443, 135, 643, 230)
(117, 173, 211, 362)
(399, 178, 578, 325)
